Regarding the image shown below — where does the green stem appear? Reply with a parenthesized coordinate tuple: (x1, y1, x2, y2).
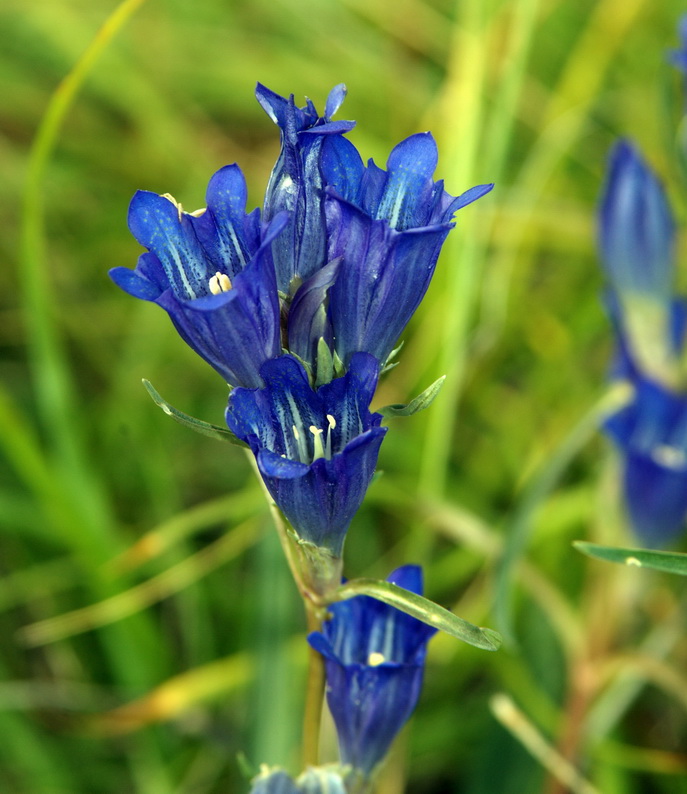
(302, 606, 326, 768)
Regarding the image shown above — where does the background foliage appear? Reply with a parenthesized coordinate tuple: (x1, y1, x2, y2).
(2, 0, 687, 791)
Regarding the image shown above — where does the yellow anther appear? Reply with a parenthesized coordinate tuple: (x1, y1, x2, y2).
(292, 425, 301, 440)
(208, 272, 232, 295)
(367, 652, 386, 667)
(326, 414, 336, 429)
(189, 207, 207, 217)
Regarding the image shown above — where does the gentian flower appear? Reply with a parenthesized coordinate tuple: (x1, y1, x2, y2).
(605, 376, 687, 544)
(256, 83, 355, 294)
(110, 165, 287, 388)
(670, 14, 687, 74)
(599, 140, 674, 303)
(599, 140, 687, 543)
(320, 132, 493, 366)
(307, 565, 437, 777)
(249, 767, 347, 794)
(225, 352, 387, 557)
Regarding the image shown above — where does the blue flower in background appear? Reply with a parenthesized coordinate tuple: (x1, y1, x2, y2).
(249, 767, 346, 794)
(599, 140, 687, 543)
(670, 14, 687, 74)
(226, 353, 387, 556)
(321, 132, 493, 366)
(110, 165, 287, 388)
(308, 565, 437, 777)
(257, 83, 355, 294)
(599, 140, 674, 302)
(605, 374, 687, 544)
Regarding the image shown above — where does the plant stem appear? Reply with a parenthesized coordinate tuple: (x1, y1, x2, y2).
(302, 606, 326, 768)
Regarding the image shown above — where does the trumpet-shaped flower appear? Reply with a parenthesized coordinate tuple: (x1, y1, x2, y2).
(257, 83, 355, 293)
(605, 373, 687, 543)
(599, 140, 674, 302)
(599, 140, 687, 543)
(308, 565, 437, 777)
(110, 165, 287, 388)
(226, 353, 386, 556)
(321, 133, 493, 366)
(670, 14, 687, 74)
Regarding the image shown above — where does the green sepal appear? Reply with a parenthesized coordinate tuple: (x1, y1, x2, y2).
(379, 375, 446, 418)
(142, 379, 248, 447)
(315, 336, 334, 387)
(574, 541, 687, 577)
(381, 341, 404, 374)
(334, 577, 501, 651)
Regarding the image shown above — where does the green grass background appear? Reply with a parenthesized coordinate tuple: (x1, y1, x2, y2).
(2, 0, 687, 791)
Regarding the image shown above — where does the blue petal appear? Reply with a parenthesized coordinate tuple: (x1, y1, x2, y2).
(187, 164, 252, 278)
(599, 140, 675, 299)
(109, 256, 162, 301)
(324, 83, 347, 120)
(372, 132, 438, 229)
(320, 136, 365, 202)
(604, 374, 687, 543)
(326, 195, 450, 365)
(128, 191, 209, 300)
(287, 258, 341, 366)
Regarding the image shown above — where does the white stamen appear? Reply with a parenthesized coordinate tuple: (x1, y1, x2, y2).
(310, 426, 325, 460)
(208, 272, 232, 295)
(367, 652, 386, 667)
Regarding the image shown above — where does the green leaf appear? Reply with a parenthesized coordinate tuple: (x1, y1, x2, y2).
(335, 577, 501, 652)
(379, 375, 446, 418)
(142, 380, 248, 447)
(574, 541, 687, 576)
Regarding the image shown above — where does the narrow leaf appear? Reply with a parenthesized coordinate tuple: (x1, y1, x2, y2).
(142, 379, 247, 446)
(574, 541, 687, 576)
(380, 375, 446, 418)
(335, 577, 501, 651)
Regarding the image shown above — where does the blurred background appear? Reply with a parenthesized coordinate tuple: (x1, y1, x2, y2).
(2, 0, 687, 791)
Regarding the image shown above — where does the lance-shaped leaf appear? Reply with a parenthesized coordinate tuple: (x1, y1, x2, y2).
(379, 374, 446, 418)
(335, 576, 501, 651)
(143, 380, 247, 446)
(574, 541, 687, 576)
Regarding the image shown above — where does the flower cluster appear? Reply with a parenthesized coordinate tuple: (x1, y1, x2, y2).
(598, 140, 687, 544)
(114, 84, 491, 787)
(112, 84, 492, 561)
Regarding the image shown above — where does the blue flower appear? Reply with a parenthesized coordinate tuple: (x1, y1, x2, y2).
(225, 353, 387, 556)
(670, 14, 687, 74)
(110, 165, 287, 388)
(321, 132, 493, 366)
(599, 140, 675, 301)
(599, 140, 687, 543)
(256, 83, 355, 294)
(307, 565, 437, 777)
(249, 767, 347, 794)
(604, 374, 687, 544)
